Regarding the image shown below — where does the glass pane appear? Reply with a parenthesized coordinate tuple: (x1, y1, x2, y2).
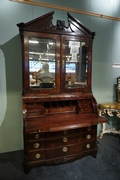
(65, 40, 88, 88)
(29, 36, 56, 89)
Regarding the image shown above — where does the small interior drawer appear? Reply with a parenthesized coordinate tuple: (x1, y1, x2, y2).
(80, 107, 94, 113)
(26, 102, 43, 107)
(27, 106, 44, 111)
(45, 107, 76, 114)
(27, 111, 45, 117)
(78, 99, 93, 107)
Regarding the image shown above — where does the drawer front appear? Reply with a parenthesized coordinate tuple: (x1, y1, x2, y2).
(82, 132, 96, 141)
(83, 125, 97, 133)
(45, 107, 76, 114)
(46, 135, 82, 148)
(29, 150, 45, 162)
(25, 102, 44, 117)
(27, 106, 44, 111)
(46, 143, 82, 159)
(78, 99, 92, 108)
(28, 140, 45, 150)
(46, 129, 82, 139)
(28, 133, 45, 140)
(26, 102, 43, 109)
(78, 99, 93, 113)
(82, 141, 96, 151)
(27, 111, 44, 117)
(80, 107, 93, 113)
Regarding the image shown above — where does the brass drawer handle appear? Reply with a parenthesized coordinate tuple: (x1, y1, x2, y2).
(63, 147, 68, 152)
(87, 127, 91, 131)
(35, 134, 40, 139)
(35, 153, 41, 159)
(63, 137, 68, 142)
(33, 143, 40, 149)
(86, 144, 91, 149)
(63, 130, 67, 135)
(86, 134, 91, 140)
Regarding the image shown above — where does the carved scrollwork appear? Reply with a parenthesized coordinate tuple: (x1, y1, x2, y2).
(56, 20, 65, 30)
(116, 111, 120, 118)
(107, 110, 114, 117)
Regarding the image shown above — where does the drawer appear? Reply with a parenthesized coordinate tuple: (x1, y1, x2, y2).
(27, 106, 44, 111)
(26, 102, 44, 109)
(26, 102, 44, 117)
(28, 140, 45, 150)
(45, 107, 76, 114)
(82, 141, 96, 151)
(82, 132, 96, 141)
(77, 99, 94, 113)
(28, 133, 45, 140)
(80, 107, 93, 113)
(46, 135, 82, 148)
(29, 150, 45, 162)
(27, 111, 44, 117)
(46, 129, 82, 139)
(78, 99, 93, 107)
(83, 125, 97, 132)
(46, 143, 82, 159)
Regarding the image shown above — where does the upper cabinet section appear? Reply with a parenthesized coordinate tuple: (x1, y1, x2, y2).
(17, 11, 95, 95)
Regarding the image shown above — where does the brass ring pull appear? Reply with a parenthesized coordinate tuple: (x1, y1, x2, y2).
(63, 147, 68, 152)
(33, 143, 40, 149)
(35, 153, 41, 159)
(63, 137, 68, 142)
(86, 144, 91, 149)
(86, 134, 91, 140)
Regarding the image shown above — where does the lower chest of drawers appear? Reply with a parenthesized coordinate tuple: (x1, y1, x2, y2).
(25, 125, 97, 163)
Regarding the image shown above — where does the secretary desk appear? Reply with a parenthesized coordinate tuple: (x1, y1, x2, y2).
(17, 11, 107, 173)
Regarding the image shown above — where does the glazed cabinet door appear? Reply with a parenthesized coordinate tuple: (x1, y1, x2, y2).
(61, 35, 92, 93)
(23, 32, 60, 94)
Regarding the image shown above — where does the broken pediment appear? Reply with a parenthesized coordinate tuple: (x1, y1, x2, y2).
(17, 11, 95, 38)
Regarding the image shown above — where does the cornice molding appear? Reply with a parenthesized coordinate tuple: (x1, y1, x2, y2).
(10, 0, 120, 22)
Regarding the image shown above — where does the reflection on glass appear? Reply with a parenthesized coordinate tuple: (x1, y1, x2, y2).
(65, 41, 88, 88)
(28, 36, 56, 89)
